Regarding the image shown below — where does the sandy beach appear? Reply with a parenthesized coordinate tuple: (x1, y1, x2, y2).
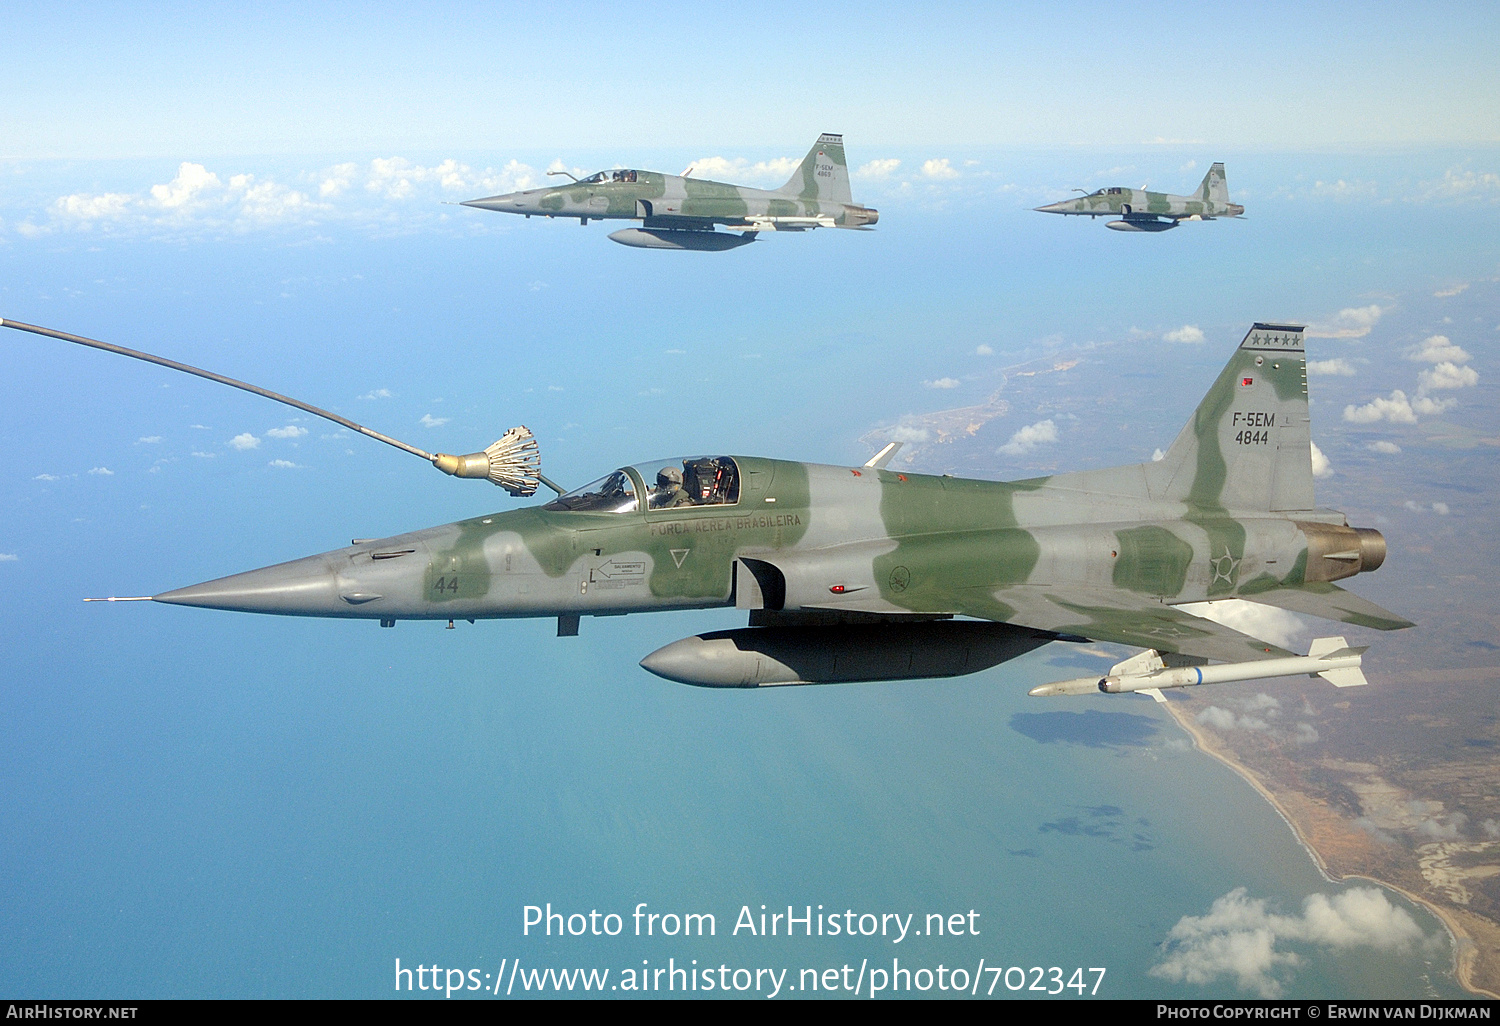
(1159, 698, 1500, 1000)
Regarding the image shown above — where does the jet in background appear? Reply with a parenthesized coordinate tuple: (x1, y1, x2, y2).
(461, 134, 879, 251)
(1035, 162, 1244, 232)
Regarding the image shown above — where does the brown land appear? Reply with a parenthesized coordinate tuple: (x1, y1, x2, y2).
(1162, 676, 1500, 998)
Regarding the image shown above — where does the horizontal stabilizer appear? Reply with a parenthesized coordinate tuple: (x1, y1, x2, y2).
(1240, 583, 1414, 631)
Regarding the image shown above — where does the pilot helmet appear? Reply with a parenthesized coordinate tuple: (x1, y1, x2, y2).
(657, 466, 683, 488)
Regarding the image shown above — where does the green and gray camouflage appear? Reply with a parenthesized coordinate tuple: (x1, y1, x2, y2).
(1035, 163, 1244, 231)
(156, 325, 1409, 687)
(462, 134, 878, 247)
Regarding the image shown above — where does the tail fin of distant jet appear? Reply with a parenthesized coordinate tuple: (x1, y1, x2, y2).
(777, 134, 853, 205)
(1145, 323, 1314, 513)
(1198, 162, 1229, 204)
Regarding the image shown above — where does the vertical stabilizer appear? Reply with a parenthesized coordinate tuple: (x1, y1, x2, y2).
(1146, 324, 1314, 513)
(1199, 162, 1229, 204)
(778, 134, 852, 205)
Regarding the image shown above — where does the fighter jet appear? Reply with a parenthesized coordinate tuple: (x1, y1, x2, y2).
(6, 318, 1410, 700)
(460, 134, 879, 251)
(1035, 162, 1244, 232)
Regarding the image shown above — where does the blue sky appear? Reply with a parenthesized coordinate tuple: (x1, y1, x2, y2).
(2, 2, 1498, 157)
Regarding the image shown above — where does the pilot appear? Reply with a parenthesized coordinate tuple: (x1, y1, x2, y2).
(654, 466, 694, 508)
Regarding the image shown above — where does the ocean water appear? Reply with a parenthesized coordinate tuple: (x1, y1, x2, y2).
(1, 147, 1494, 997)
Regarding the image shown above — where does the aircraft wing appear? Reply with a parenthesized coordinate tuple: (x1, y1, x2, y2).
(1215, 583, 1415, 631)
(959, 584, 1296, 663)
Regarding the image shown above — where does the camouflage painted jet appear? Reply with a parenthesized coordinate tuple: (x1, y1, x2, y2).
(460, 134, 878, 251)
(5, 318, 1409, 700)
(1035, 162, 1244, 232)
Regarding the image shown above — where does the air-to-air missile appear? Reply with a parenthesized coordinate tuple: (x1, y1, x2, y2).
(4, 317, 1411, 698)
(1035, 162, 1245, 232)
(460, 134, 878, 251)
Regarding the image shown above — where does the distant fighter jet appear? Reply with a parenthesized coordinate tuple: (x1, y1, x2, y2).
(1035, 162, 1244, 232)
(461, 134, 879, 251)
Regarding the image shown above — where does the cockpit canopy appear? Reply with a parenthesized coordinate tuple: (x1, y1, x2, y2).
(542, 457, 740, 513)
(577, 169, 641, 185)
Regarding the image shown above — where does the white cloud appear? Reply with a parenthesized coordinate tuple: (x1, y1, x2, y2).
(999, 419, 1058, 456)
(319, 162, 358, 198)
(1368, 440, 1402, 454)
(229, 432, 260, 450)
(1307, 358, 1356, 376)
(1307, 305, 1383, 339)
(1411, 395, 1457, 415)
(233, 174, 319, 224)
(1434, 284, 1469, 298)
(1165, 325, 1205, 344)
(88, 466, 114, 476)
(1408, 335, 1470, 364)
(1405, 803, 1467, 840)
(855, 158, 901, 180)
(136, 435, 163, 444)
(265, 425, 308, 439)
(1177, 599, 1306, 649)
(921, 159, 960, 180)
(50, 161, 323, 234)
(366, 156, 477, 198)
(419, 414, 450, 428)
(1309, 179, 1378, 201)
(268, 459, 301, 469)
(887, 425, 932, 444)
(1151, 887, 1427, 998)
(1197, 705, 1271, 731)
(924, 377, 960, 389)
(53, 192, 131, 219)
(0, 553, 18, 562)
(1403, 501, 1450, 515)
(149, 162, 222, 208)
(975, 344, 994, 356)
(34, 473, 62, 481)
(1415, 168, 1500, 203)
(1310, 441, 1332, 478)
(1343, 390, 1417, 424)
(359, 388, 393, 400)
(1151, 448, 1166, 462)
(684, 155, 800, 186)
(1417, 361, 1478, 393)
(191, 451, 217, 458)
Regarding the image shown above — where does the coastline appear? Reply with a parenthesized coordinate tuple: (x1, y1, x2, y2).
(1158, 697, 1499, 1000)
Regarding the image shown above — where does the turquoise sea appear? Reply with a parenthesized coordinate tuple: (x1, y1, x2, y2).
(1, 147, 1493, 997)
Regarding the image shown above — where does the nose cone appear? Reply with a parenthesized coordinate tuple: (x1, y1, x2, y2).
(1034, 200, 1075, 214)
(155, 553, 342, 616)
(462, 191, 531, 213)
